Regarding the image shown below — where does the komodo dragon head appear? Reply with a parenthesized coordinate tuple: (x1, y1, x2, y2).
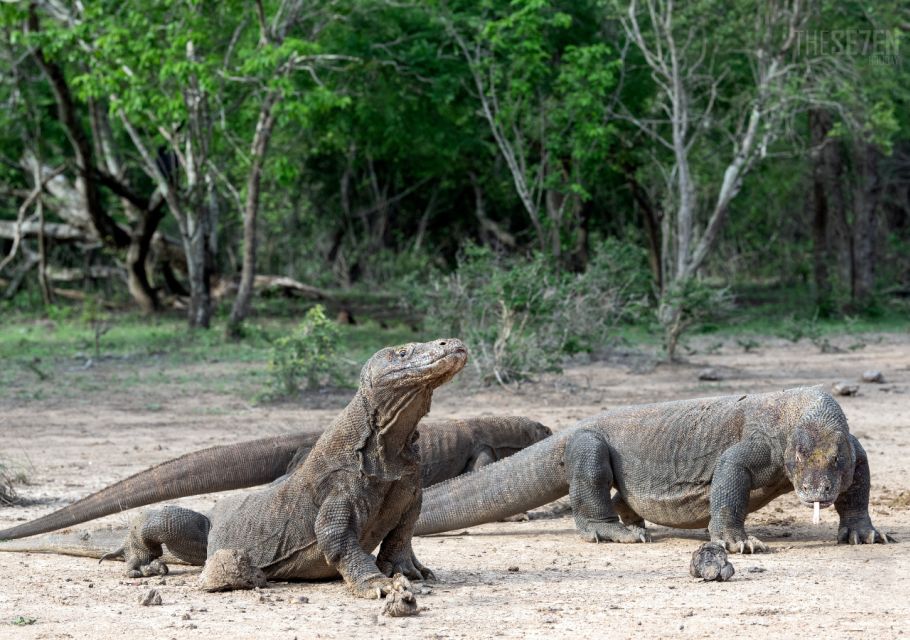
(783, 392, 856, 508)
(359, 339, 468, 450)
(361, 338, 468, 391)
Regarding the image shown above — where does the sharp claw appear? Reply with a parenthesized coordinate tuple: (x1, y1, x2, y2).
(738, 541, 745, 554)
(850, 531, 860, 545)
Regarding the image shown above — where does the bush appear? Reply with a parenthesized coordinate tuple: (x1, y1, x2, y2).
(265, 305, 346, 397)
(0, 460, 26, 506)
(422, 241, 650, 385)
(658, 278, 732, 360)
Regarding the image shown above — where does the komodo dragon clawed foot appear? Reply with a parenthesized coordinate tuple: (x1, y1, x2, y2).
(377, 551, 435, 582)
(576, 519, 651, 544)
(350, 572, 415, 599)
(837, 519, 895, 545)
(712, 531, 768, 554)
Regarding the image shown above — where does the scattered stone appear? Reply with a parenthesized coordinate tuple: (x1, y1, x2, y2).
(288, 595, 309, 604)
(198, 549, 268, 592)
(507, 566, 519, 572)
(832, 381, 859, 396)
(747, 566, 767, 573)
(139, 589, 163, 606)
(181, 613, 192, 620)
(381, 574, 419, 617)
(862, 370, 885, 383)
(689, 542, 735, 582)
(698, 368, 722, 381)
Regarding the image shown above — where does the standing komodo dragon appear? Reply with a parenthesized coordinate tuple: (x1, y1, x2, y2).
(0, 417, 550, 547)
(5, 339, 468, 598)
(415, 387, 894, 553)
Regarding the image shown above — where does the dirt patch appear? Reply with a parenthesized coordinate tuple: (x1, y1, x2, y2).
(1, 335, 908, 638)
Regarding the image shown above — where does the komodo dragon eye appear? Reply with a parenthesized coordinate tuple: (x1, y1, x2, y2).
(398, 349, 407, 358)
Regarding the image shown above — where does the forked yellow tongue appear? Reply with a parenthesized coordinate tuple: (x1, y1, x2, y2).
(813, 501, 820, 525)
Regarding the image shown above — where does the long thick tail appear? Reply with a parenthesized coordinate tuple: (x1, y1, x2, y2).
(0, 526, 185, 564)
(0, 432, 319, 541)
(415, 430, 570, 535)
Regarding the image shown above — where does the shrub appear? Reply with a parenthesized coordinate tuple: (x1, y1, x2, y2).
(422, 241, 650, 385)
(658, 278, 732, 360)
(266, 305, 346, 396)
(0, 460, 25, 506)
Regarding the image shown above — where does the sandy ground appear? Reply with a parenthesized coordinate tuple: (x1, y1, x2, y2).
(1, 334, 909, 639)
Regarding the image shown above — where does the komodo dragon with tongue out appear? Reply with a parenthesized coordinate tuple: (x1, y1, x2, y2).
(3, 339, 469, 599)
(415, 387, 894, 562)
(0, 417, 550, 545)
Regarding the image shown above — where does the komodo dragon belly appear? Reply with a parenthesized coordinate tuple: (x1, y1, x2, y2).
(621, 482, 793, 529)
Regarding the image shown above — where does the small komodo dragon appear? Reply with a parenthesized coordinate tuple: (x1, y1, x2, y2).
(415, 387, 894, 553)
(5, 339, 468, 599)
(0, 417, 550, 545)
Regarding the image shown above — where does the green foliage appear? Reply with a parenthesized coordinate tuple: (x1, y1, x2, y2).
(266, 305, 347, 396)
(11, 616, 37, 626)
(659, 279, 732, 359)
(423, 240, 650, 384)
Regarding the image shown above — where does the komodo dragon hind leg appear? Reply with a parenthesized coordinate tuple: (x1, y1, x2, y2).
(612, 493, 646, 529)
(101, 506, 210, 578)
(565, 429, 651, 544)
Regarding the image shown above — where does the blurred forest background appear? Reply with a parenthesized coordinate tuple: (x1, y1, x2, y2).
(0, 0, 908, 388)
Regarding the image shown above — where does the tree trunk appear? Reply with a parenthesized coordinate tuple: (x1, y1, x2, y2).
(37, 197, 52, 305)
(851, 141, 881, 307)
(625, 166, 663, 291)
(184, 225, 212, 328)
(126, 203, 165, 313)
(809, 109, 832, 311)
(227, 91, 279, 338)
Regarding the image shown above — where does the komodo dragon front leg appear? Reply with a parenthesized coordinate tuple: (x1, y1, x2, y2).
(708, 440, 781, 553)
(566, 429, 650, 543)
(314, 479, 430, 598)
(835, 435, 893, 544)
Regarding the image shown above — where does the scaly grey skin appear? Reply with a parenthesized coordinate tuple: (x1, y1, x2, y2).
(9, 339, 467, 599)
(416, 387, 894, 554)
(0, 417, 550, 543)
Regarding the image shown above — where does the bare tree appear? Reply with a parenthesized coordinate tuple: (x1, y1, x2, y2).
(616, 0, 809, 358)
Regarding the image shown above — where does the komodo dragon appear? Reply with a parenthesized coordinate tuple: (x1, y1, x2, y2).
(5, 339, 468, 598)
(415, 387, 894, 554)
(0, 416, 550, 544)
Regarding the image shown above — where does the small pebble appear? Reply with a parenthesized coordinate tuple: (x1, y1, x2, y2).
(698, 368, 722, 381)
(507, 566, 519, 572)
(832, 381, 859, 396)
(139, 589, 162, 606)
(862, 370, 884, 383)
